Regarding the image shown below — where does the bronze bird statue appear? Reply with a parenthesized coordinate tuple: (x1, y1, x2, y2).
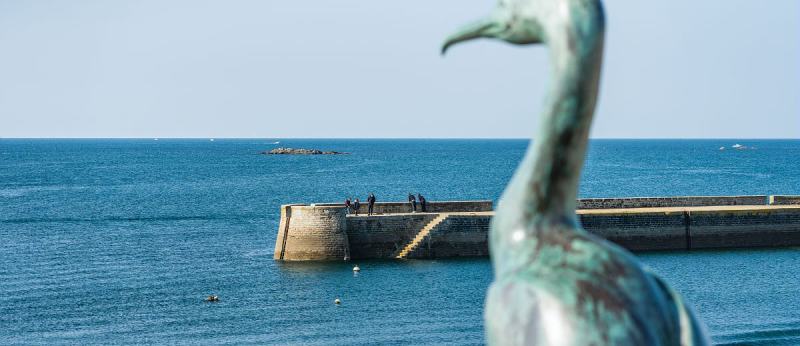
(442, 0, 710, 345)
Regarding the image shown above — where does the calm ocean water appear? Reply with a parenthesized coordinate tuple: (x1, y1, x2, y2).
(1, 139, 799, 346)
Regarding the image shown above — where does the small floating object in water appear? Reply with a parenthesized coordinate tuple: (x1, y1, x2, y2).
(353, 265, 360, 272)
(205, 295, 219, 302)
(154, 138, 158, 141)
(335, 298, 341, 305)
(210, 138, 214, 141)
(718, 146, 725, 150)
(732, 143, 742, 148)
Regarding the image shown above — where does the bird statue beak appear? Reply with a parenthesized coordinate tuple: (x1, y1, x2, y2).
(441, 18, 498, 55)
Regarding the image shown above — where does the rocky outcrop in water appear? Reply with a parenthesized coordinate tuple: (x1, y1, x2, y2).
(261, 148, 348, 155)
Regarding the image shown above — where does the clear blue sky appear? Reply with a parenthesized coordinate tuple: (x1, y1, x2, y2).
(1, 0, 797, 138)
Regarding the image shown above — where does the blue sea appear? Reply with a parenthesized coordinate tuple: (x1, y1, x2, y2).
(1, 139, 799, 346)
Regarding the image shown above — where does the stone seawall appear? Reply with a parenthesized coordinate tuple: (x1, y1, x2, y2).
(346, 214, 440, 259)
(577, 195, 766, 209)
(274, 196, 800, 261)
(689, 208, 800, 248)
(769, 195, 800, 205)
(578, 210, 688, 251)
(311, 201, 493, 214)
(273, 205, 350, 261)
(404, 214, 492, 259)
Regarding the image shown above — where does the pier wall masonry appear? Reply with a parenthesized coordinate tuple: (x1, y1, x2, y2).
(274, 196, 800, 260)
(577, 196, 766, 209)
(769, 196, 800, 205)
(578, 211, 688, 251)
(311, 201, 493, 214)
(346, 214, 440, 259)
(689, 208, 800, 248)
(405, 214, 492, 259)
(273, 205, 350, 261)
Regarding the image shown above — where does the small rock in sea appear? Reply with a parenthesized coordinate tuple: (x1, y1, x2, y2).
(261, 147, 349, 155)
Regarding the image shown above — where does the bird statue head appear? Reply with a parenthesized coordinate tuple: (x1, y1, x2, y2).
(441, 0, 546, 54)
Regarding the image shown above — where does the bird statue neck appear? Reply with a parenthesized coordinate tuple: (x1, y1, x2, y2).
(498, 14, 605, 233)
(531, 40, 602, 221)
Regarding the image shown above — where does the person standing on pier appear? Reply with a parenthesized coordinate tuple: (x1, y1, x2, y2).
(367, 193, 376, 216)
(408, 193, 417, 212)
(353, 198, 361, 216)
(418, 194, 427, 212)
(345, 197, 351, 215)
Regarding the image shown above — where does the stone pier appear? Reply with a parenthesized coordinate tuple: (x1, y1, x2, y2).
(274, 196, 800, 261)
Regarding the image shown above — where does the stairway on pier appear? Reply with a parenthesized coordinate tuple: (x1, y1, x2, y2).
(396, 214, 449, 259)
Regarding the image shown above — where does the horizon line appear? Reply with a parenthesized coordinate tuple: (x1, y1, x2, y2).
(1, 137, 798, 140)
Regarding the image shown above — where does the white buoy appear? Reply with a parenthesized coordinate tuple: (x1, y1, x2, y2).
(353, 265, 360, 272)
(335, 298, 341, 305)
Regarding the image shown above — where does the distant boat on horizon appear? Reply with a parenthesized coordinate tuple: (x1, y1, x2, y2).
(154, 138, 158, 141)
(210, 138, 214, 142)
(732, 144, 742, 148)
